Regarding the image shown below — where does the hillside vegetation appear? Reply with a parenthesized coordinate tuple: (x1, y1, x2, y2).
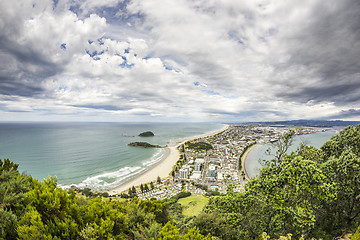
(1, 125, 360, 239)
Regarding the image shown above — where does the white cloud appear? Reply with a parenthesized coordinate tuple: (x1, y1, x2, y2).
(0, 0, 359, 122)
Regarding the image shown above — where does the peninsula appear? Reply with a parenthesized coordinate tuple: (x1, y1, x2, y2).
(128, 142, 163, 148)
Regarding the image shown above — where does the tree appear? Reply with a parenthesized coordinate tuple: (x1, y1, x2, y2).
(316, 150, 360, 237)
(265, 130, 295, 164)
(158, 222, 180, 240)
(140, 184, 144, 193)
(81, 198, 128, 239)
(20, 176, 82, 239)
(0, 159, 30, 239)
(157, 176, 162, 185)
(192, 211, 233, 239)
(16, 207, 50, 240)
(150, 181, 154, 189)
(321, 125, 360, 159)
(203, 131, 336, 239)
(126, 198, 167, 238)
(158, 222, 210, 240)
(311, 125, 360, 238)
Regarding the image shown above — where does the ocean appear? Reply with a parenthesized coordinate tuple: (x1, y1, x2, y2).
(244, 129, 339, 178)
(0, 122, 224, 191)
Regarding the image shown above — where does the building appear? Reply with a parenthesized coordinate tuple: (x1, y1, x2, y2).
(195, 157, 204, 171)
(179, 168, 189, 179)
(208, 164, 216, 178)
(190, 171, 201, 181)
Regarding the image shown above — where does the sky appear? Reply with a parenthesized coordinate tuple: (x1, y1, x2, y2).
(0, 0, 359, 123)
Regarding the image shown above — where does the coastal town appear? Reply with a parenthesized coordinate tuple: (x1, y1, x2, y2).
(125, 124, 328, 200)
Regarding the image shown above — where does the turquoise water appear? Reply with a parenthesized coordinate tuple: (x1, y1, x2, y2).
(244, 129, 338, 178)
(0, 122, 224, 190)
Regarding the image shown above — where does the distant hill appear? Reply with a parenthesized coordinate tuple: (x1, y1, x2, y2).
(246, 119, 360, 127)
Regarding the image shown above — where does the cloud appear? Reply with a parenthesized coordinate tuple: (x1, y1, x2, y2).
(268, 0, 360, 105)
(0, 0, 359, 122)
(326, 109, 360, 120)
(0, 1, 106, 98)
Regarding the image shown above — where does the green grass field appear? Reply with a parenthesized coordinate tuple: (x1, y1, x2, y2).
(178, 195, 209, 217)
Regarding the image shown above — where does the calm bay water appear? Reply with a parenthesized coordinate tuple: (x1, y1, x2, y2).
(244, 129, 339, 178)
(0, 122, 224, 190)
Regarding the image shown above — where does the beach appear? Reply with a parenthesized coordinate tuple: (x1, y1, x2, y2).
(241, 144, 257, 180)
(108, 124, 229, 194)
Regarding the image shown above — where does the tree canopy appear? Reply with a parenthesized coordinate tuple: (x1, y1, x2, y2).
(202, 125, 360, 239)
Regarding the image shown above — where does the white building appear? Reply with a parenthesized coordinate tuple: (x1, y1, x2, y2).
(179, 168, 189, 179)
(190, 171, 201, 180)
(208, 164, 216, 178)
(195, 157, 204, 171)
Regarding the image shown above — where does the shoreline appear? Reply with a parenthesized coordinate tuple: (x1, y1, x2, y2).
(241, 143, 257, 180)
(108, 124, 229, 195)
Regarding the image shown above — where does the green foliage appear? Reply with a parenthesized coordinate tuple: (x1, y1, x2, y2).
(321, 125, 360, 159)
(194, 184, 207, 191)
(192, 211, 233, 239)
(16, 207, 51, 240)
(265, 130, 295, 164)
(81, 198, 128, 239)
(159, 222, 181, 240)
(352, 225, 360, 240)
(316, 148, 360, 236)
(199, 126, 360, 239)
(22, 176, 83, 239)
(204, 190, 220, 197)
(170, 192, 192, 202)
(0, 158, 30, 239)
(159, 222, 210, 240)
(128, 142, 162, 148)
(186, 142, 213, 151)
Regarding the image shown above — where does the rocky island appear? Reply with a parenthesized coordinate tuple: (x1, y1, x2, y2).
(128, 142, 163, 148)
(138, 131, 155, 137)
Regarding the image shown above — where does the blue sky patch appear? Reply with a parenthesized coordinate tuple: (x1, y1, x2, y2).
(85, 50, 104, 58)
(60, 43, 66, 50)
(203, 90, 220, 95)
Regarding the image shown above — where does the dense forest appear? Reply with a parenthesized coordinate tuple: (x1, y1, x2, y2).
(1, 125, 360, 239)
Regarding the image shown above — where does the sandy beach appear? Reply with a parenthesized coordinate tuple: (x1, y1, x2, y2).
(241, 144, 257, 180)
(108, 124, 229, 195)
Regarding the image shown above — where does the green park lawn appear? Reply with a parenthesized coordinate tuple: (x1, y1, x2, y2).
(178, 195, 209, 217)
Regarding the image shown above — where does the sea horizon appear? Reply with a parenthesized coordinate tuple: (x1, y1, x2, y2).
(0, 122, 225, 191)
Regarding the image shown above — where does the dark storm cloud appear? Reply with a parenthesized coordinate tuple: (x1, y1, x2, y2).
(274, 0, 360, 105)
(277, 81, 360, 104)
(0, 76, 44, 97)
(327, 109, 360, 119)
(0, 31, 63, 98)
(72, 104, 131, 111)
